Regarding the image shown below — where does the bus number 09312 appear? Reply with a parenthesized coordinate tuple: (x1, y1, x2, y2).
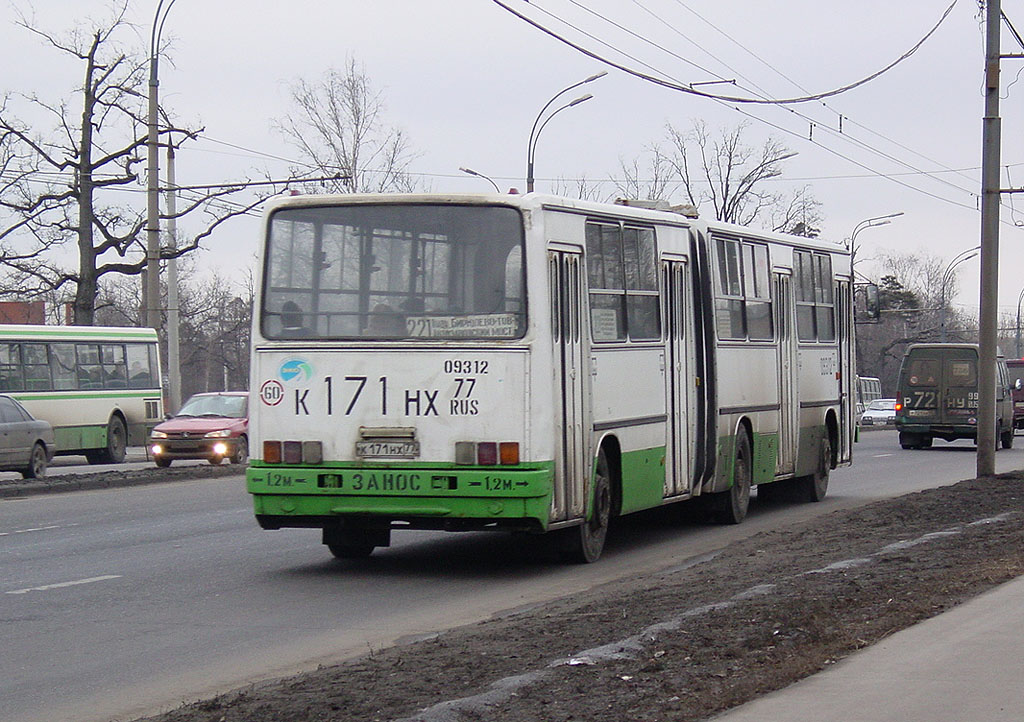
(443, 360, 488, 375)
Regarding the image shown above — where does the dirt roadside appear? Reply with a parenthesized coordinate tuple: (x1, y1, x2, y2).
(0, 462, 239, 497)
(119, 471, 1023, 722)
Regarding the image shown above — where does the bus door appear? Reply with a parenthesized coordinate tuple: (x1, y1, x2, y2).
(663, 258, 694, 497)
(836, 279, 854, 462)
(773, 272, 798, 476)
(548, 247, 589, 523)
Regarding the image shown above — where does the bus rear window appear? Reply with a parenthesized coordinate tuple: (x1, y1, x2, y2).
(262, 204, 526, 341)
(946, 360, 977, 387)
(905, 358, 941, 386)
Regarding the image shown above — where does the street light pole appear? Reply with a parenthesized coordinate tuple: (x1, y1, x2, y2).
(146, 0, 178, 331)
(1016, 286, 1024, 358)
(847, 212, 901, 374)
(526, 72, 606, 192)
(939, 246, 980, 342)
(459, 167, 500, 193)
(846, 212, 904, 260)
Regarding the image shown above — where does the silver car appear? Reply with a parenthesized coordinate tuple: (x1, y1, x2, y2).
(860, 398, 897, 426)
(0, 394, 56, 478)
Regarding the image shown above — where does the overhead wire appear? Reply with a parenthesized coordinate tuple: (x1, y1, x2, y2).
(489, 0, 959, 104)
(646, 0, 983, 194)
(564, 0, 980, 203)
(506, 0, 982, 213)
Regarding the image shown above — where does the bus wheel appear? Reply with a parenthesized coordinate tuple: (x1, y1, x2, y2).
(899, 432, 919, 450)
(798, 436, 831, 503)
(1001, 428, 1014, 449)
(562, 448, 612, 563)
(324, 528, 376, 559)
(716, 433, 751, 524)
(95, 416, 127, 464)
(22, 443, 47, 479)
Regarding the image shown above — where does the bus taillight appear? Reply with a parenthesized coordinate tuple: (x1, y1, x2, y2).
(455, 441, 520, 466)
(263, 440, 323, 464)
(264, 441, 282, 463)
(500, 442, 520, 465)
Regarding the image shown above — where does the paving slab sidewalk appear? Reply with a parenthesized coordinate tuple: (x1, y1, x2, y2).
(713, 575, 1024, 721)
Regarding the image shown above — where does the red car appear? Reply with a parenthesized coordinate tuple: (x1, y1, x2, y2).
(149, 391, 248, 467)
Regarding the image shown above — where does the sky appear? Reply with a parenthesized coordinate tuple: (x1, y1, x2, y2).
(3, 0, 1024, 320)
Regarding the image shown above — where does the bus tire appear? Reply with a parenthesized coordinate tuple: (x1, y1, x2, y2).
(562, 448, 612, 563)
(715, 432, 751, 524)
(93, 415, 127, 464)
(324, 528, 376, 559)
(899, 432, 919, 450)
(1001, 428, 1014, 449)
(22, 443, 48, 479)
(798, 435, 831, 503)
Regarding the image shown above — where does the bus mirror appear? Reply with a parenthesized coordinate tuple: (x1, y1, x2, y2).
(1016, 378, 1022, 390)
(855, 283, 880, 322)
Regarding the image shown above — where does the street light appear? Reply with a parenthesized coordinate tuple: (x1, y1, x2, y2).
(146, 0, 178, 331)
(526, 71, 606, 192)
(939, 246, 980, 342)
(459, 167, 500, 193)
(1015, 284, 1024, 358)
(846, 212, 904, 256)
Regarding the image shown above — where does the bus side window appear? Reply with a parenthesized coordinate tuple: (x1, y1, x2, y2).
(23, 343, 51, 391)
(0, 343, 24, 391)
(126, 344, 154, 388)
(50, 343, 78, 390)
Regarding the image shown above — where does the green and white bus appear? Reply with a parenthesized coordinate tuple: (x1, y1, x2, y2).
(0, 324, 163, 463)
(246, 193, 855, 562)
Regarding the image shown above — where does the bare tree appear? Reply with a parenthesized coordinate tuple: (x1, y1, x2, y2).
(769, 185, 823, 237)
(855, 251, 977, 393)
(96, 265, 252, 396)
(0, 3, 266, 325)
(664, 120, 811, 227)
(552, 174, 605, 202)
(613, 121, 821, 232)
(276, 57, 418, 193)
(613, 143, 677, 202)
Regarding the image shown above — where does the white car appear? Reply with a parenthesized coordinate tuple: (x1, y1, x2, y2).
(860, 398, 897, 426)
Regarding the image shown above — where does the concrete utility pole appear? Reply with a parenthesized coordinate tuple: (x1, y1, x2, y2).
(165, 142, 181, 414)
(978, 0, 1001, 476)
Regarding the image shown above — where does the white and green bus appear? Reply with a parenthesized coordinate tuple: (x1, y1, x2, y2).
(246, 193, 855, 562)
(0, 325, 163, 463)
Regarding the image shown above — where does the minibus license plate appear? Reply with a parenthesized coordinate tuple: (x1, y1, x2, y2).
(356, 441, 420, 458)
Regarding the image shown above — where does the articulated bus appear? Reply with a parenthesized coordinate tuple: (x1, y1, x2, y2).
(246, 193, 855, 562)
(0, 325, 163, 462)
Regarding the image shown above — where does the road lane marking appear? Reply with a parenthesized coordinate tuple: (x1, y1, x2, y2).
(0, 523, 77, 536)
(873, 453, 894, 458)
(6, 575, 121, 595)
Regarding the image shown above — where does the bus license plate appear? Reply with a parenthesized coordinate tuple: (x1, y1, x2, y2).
(356, 441, 420, 459)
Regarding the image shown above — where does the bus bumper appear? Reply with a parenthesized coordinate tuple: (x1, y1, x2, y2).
(246, 463, 554, 533)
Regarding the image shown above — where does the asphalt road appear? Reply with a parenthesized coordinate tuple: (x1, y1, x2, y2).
(1, 430, 1020, 722)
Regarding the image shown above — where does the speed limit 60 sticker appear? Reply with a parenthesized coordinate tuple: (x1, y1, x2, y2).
(260, 379, 284, 406)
